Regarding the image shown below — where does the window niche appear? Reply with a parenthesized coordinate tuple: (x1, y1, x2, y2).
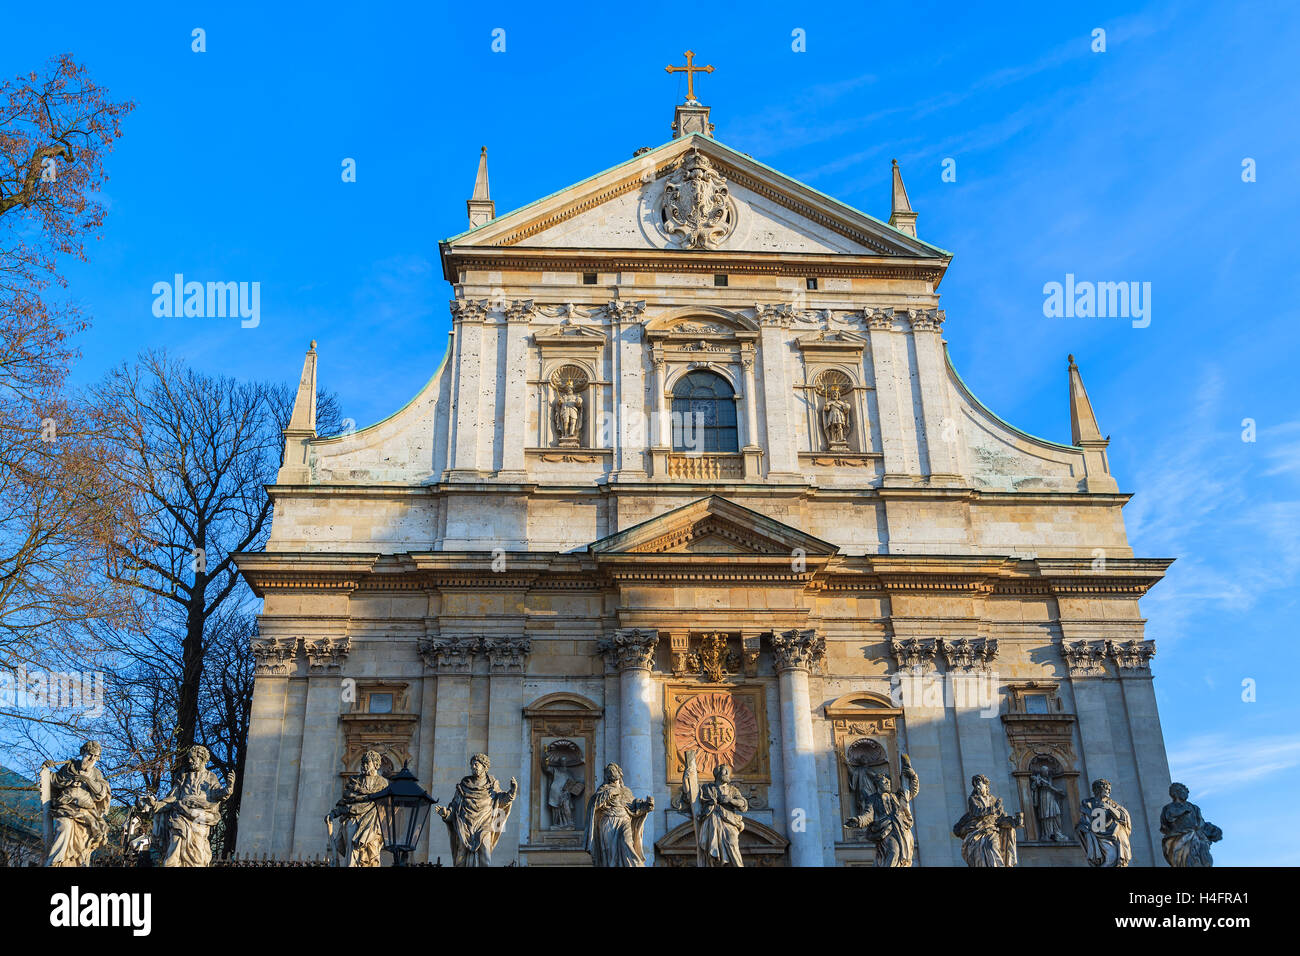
(339, 680, 418, 775)
(1001, 681, 1081, 846)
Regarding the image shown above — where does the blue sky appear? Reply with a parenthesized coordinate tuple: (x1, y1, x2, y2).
(5, 1, 1298, 863)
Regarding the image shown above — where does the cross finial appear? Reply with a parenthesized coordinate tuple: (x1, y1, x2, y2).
(665, 50, 714, 103)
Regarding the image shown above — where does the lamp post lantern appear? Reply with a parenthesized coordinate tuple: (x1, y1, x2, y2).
(368, 762, 436, 866)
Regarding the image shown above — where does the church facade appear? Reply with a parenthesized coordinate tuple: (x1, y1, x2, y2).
(235, 95, 1174, 866)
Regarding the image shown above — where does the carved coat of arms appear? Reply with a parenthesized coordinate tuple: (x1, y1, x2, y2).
(661, 148, 734, 249)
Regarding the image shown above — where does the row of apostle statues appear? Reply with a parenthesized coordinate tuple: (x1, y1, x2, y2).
(38, 740, 1223, 868)
(40, 741, 235, 867)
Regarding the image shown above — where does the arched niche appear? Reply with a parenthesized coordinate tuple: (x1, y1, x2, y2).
(523, 692, 602, 849)
(824, 692, 904, 847)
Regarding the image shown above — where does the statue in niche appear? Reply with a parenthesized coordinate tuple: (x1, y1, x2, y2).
(552, 382, 584, 447)
(844, 739, 889, 821)
(540, 739, 586, 830)
(1075, 778, 1132, 867)
(845, 753, 919, 867)
(819, 383, 853, 451)
(435, 752, 518, 867)
(679, 751, 748, 866)
(1160, 782, 1222, 868)
(1029, 759, 1070, 842)
(152, 745, 236, 867)
(952, 774, 1022, 867)
(583, 762, 654, 867)
(40, 740, 111, 867)
(326, 749, 388, 866)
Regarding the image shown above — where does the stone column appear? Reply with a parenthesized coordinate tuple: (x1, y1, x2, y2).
(607, 297, 647, 480)
(741, 351, 762, 478)
(770, 629, 827, 867)
(650, 354, 668, 476)
(498, 301, 533, 480)
(599, 628, 658, 863)
(865, 309, 914, 482)
(447, 298, 487, 480)
(756, 304, 802, 480)
(238, 636, 299, 854)
(419, 635, 479, 864)
(484, 635, 531, 865)
(291, 636, 350, 858)
(906, 309, 962, 483)
(940, 637, 1003, 805)
(1110, 639, 1170, 865)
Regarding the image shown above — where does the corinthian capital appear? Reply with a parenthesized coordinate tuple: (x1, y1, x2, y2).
(304, 636, 351, 672)
(606, 296, 646, 323)
(906, 308, 944, 332)
(938, 637, 999, 672)
(418, 635, 481, 673)
(505, 299, 536, 323)
(889, 637, 938, 673)
(770, 628, 826, 673)
(597, 628, 659, 671)
(1106, 639, 1156, 673)
(251, 637, 299, 676)
(754, 302, 793, 328)
(450, 297, 489, 322)
(1062, 640, 1108, 677)
(864, 307, 895, 331)
(483, 635, 532, 672)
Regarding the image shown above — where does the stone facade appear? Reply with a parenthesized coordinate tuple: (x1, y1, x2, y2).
(235, 105, 1173, 866)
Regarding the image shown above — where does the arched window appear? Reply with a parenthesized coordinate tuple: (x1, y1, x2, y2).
(671, 370, 738, 452)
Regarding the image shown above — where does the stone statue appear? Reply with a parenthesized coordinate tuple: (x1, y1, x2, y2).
(435, 752, 518, 866)
(540, 740, 585, 829)
(845, 753, 919, 867)
(1075, 778, 1132, 867)
(552, 383, 584, 446)
(40, 740, 111, 867)
(846, 759, 879, 819)
(326, 749, 388, 867)
(820, 384, 852, 450)
(697, 764, 748, 867)
(583, 762, 654, 867)
(152, 745, 236, 867)
(1160, 782, 1222, 868)
(952, 774, 1022, 867)
(1029, 762, 1069, 842)
(679, 751, 747, 866)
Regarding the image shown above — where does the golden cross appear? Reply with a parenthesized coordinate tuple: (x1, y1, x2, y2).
(665, 50, 714, 102)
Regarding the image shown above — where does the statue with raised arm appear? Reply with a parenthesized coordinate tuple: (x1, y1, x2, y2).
(845, 753, 919, 867)
(952, 774, 1022, 867)
(40, 740, 111, 867)
(434, 753, 518, 867)
(583, 763, 654, 867)
(695, 764, 748, 867)
(1075, 778, 1132, 867)
(1160, 782, 1222, 868)
(326, 749, 388, 867)
(153, 745, 236, 867)
(1029, 762, 1069, 842)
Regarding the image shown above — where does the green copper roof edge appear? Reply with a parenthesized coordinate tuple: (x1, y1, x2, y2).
(944, 343, 1079, 453)
(313, 336, 451, 443)
(442, 133, 952, 258)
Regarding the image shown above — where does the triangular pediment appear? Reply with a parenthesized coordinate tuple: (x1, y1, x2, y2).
(587, 496, 838, 556)
(444, 135, 947, 260)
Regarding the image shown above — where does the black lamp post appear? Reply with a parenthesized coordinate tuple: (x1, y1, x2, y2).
(369, 762, 437, 866)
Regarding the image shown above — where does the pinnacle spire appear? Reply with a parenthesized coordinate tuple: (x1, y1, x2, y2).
(1068, 353, 1105, 445)
(467, 146, 495, 228)
(278, 341, 318, 484)
(889, 159, 918, 237)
